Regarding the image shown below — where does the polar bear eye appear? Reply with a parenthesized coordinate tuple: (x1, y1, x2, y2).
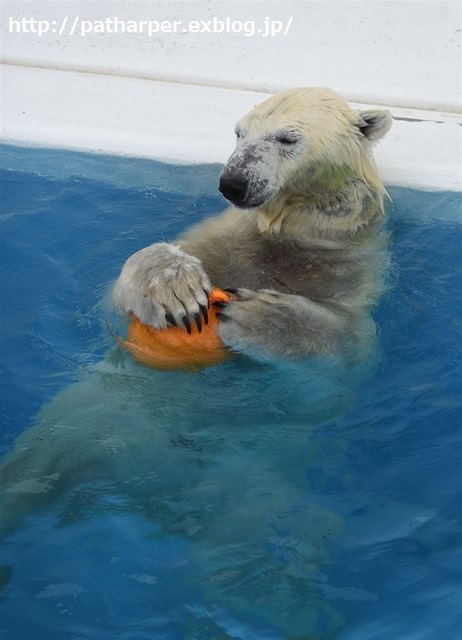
(277, 135, 298, 146)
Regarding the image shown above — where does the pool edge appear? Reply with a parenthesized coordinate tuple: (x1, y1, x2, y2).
(1, 64, 461, 193)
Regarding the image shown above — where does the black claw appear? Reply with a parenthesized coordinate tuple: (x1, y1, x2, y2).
(194, 312, 202, 333)
(182, 314, 192, 335)
(199, 303, 209, 325)
(165, 312, 178, 327)
(224, 288, 239, 295)
(216, 312, 229, 323)
(212, 301, 227, 310)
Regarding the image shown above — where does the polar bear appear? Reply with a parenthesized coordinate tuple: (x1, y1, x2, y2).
(114, 87, 392, 361)
(0, 89, 392, 637)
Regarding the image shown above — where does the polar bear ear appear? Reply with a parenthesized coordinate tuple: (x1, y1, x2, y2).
(357, 110, 393, 141)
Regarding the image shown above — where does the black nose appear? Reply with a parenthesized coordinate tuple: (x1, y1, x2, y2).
(219, 174, 248, 204)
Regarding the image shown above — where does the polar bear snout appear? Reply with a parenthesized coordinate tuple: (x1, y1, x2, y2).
(219, 170, 272, 209)
(219, 145, 278, 209)
(218, 173, 249, 206)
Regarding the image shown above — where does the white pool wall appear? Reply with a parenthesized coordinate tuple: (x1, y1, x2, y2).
(1, 0, 461, 191)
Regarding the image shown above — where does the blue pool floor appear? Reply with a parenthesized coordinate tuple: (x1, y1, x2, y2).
(0, 146, 461, 639)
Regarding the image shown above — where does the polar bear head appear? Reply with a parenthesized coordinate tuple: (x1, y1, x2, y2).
(219, 88, 392, 221)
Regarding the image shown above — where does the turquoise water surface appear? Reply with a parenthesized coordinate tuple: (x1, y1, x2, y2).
(0, 145, 461, 640)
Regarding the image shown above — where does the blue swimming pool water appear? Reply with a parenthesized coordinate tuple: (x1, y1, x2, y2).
(0, 146, 461, 640)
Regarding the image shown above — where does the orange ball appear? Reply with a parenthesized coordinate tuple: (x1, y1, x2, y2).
(118, 288, 234, 370)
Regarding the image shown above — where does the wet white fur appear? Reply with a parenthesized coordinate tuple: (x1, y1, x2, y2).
(114, 87, 392, 360)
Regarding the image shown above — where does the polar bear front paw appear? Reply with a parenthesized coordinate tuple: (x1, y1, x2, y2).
(216, 288, 350, 359)
(215, 288, 287, 355)
(113, 243, 211, 332)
